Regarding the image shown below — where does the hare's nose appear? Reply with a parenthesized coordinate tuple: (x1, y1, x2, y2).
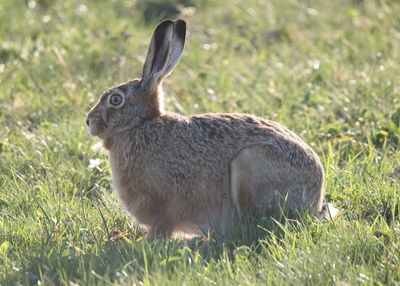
(86, 119, 89, 126)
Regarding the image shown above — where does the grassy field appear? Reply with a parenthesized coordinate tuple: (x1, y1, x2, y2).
(1, 0, 399, 284)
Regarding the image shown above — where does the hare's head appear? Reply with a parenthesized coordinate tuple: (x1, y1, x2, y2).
(86, 19, 186, 138)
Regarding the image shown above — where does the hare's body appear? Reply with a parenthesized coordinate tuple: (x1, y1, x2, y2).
(105, 112, 324, 237)
(86, 19, 327, 239)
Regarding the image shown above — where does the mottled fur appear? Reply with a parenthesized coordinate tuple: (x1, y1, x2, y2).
(86, 19, 326, 239)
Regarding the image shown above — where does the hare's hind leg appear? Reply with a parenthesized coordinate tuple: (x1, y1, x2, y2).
(230, 145, 324, 218)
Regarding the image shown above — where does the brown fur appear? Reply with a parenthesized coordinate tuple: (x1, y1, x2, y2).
(86, 20, 326, 238)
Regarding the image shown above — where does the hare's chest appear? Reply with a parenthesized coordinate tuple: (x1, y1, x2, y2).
(109, 152, 142, 191)
(108, 150, 163, 196)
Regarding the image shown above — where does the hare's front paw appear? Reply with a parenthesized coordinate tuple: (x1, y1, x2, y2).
(147, 221, 174, 240)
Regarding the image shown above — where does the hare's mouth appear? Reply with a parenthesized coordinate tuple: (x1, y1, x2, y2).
(89, 124, 100, 137)
(88, 118, 107, 138)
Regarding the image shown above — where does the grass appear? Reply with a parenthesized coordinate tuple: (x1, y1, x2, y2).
(0, 0, 399, 284)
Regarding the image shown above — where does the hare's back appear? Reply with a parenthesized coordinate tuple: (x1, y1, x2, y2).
(186, 113, 320, 169)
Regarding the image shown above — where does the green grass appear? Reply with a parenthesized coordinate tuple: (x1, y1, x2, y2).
(1, 0, 399, 284)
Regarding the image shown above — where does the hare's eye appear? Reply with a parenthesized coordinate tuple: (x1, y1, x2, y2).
(109, 94, 123, 106)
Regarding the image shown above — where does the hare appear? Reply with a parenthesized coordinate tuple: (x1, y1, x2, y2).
(86, 19, 329, 239)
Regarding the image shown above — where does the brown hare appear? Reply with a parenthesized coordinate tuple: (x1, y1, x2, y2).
(86, 19, 334, 239)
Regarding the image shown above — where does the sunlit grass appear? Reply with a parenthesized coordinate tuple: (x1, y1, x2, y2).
(0, 0, 399, 284)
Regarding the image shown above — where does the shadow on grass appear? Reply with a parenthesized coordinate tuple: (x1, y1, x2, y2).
(4, 214, 311, 285)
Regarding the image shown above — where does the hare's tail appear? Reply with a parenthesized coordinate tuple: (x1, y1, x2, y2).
(319, 203, 339, 220)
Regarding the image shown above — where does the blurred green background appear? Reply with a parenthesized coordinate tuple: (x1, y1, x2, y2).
(0, 0, 399, 284)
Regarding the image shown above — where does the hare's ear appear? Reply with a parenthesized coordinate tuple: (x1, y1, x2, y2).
(141, 19, 186, 91)
(164, 19, 186, 76)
